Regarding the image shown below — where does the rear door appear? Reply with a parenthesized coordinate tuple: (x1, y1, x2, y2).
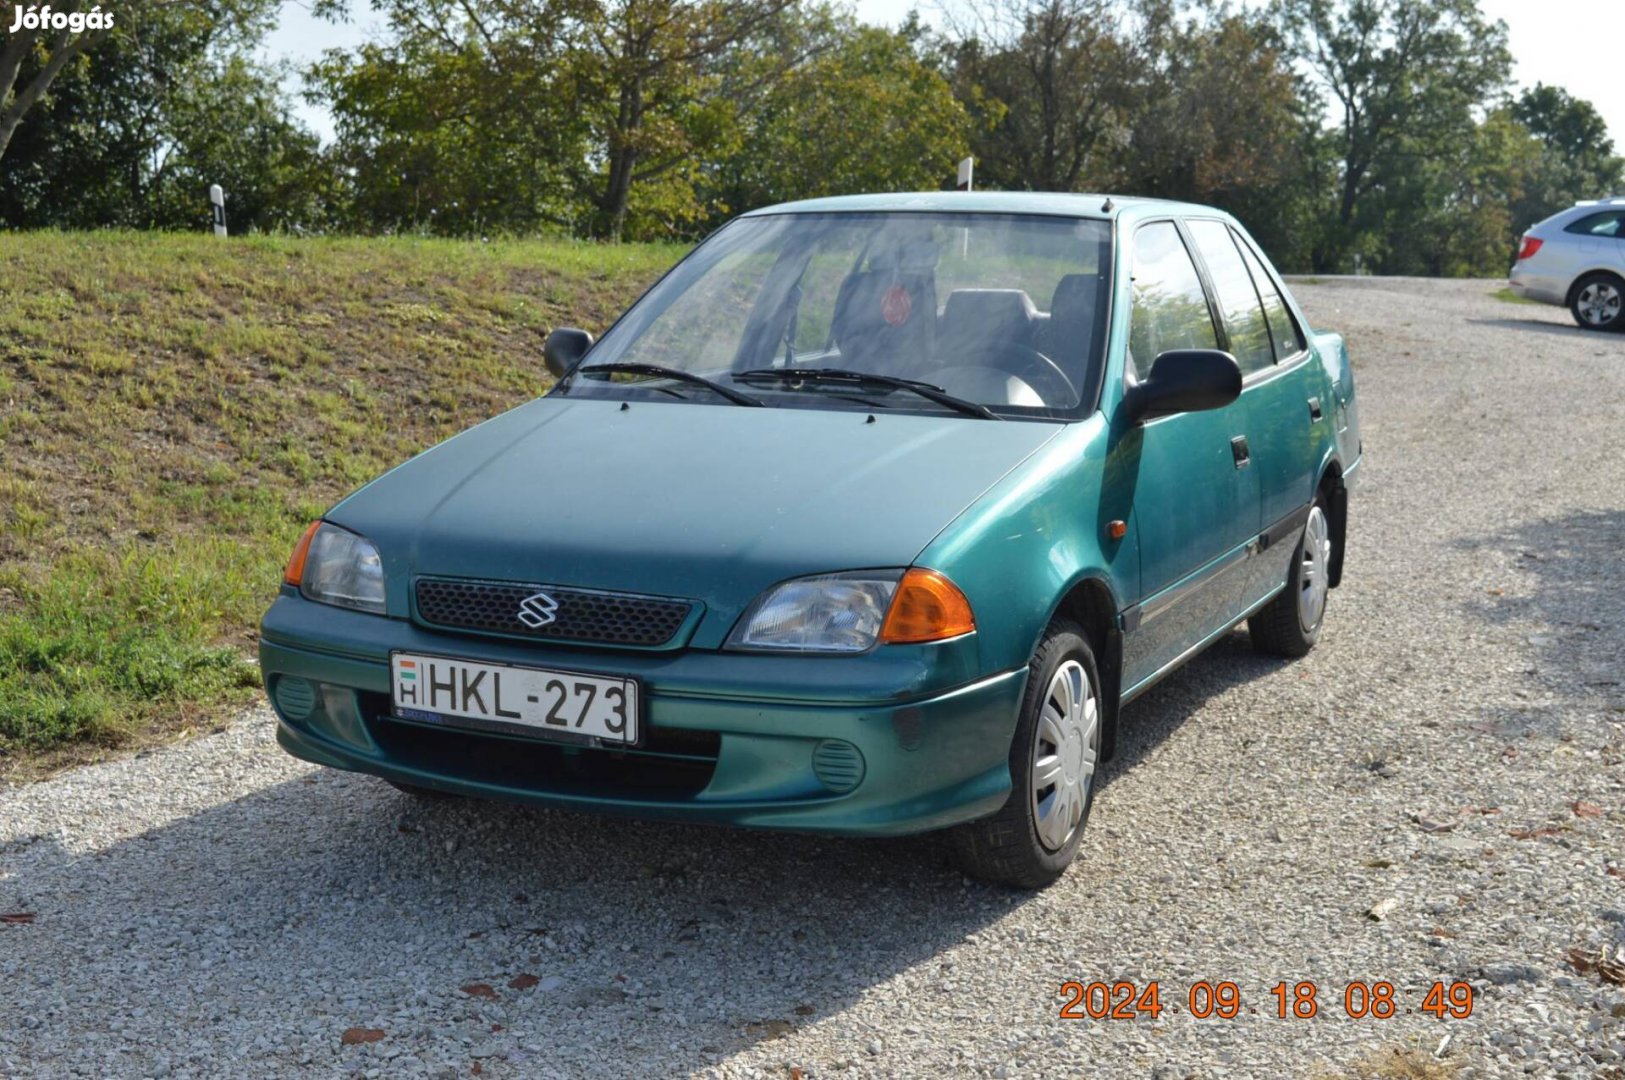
(1117, 220, 1262, 691)
(1186, 219, 1320, 608)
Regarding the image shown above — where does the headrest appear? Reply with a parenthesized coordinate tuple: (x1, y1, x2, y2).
(1051, 274, 1099, 317)
(939, 289, 1038, 345)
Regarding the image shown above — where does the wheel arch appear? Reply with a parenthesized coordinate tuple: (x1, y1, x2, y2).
(1315, 458, 1349, 589)
(1043, 573, 1122, 763)
(1565, 268, 1625, 309)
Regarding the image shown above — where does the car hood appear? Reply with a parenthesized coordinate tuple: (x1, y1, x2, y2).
(329, 396, 1063, 646)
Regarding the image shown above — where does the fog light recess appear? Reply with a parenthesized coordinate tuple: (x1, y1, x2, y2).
(273, 676, 318, 721)
(812, 739, 865, 794)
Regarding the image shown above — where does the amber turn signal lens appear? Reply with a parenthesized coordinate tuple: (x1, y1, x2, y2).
(880, 568, 975, 644)
(283, 521, 322, 587)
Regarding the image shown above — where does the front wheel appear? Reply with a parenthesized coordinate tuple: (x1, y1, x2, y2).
(1249, 497, 1333, 657)
(951, 621, 1102, 888)
(1570, 273, 1625, 332)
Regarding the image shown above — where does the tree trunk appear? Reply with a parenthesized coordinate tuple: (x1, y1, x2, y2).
(0, 25, 111, 165)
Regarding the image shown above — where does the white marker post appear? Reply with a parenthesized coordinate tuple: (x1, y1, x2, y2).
(209, 184, 227, 238)
(956, 157, 974, 257)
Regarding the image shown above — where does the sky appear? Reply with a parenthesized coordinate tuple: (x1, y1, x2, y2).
(263, 0, 1623, 153)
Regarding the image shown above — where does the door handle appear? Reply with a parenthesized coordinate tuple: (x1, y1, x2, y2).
(1308, 396, 1323, 421)
(1230, 435, 1250, 469)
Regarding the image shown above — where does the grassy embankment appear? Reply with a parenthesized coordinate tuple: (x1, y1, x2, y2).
(0, 231, 681, 774)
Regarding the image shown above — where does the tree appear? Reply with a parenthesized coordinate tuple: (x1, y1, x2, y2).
(0, 0, 315, 230)
(0, 0, 275, 165)
(1120, 4, 1325, 267)
(1282, 0, 1512, 271)
(709, 20, 971, 221)
(1508, 83, 1624, 232)
(147, 56, 336, 231)
(939, 0, 1127, 193)
(310, 23, 584, 235)
(557, 0, 802, 239)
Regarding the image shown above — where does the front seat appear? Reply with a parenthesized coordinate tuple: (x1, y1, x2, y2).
(830, 270, 936, 379)
(937, 288, 1039, 372)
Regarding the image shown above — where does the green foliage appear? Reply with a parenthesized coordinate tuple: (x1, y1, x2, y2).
(1283, 0, 1514, 272)
(0, 0, 308, 230)
(5, 0, 1622, 267)
(1508, 84, 1625, 233)
(712, 22, 971, 220)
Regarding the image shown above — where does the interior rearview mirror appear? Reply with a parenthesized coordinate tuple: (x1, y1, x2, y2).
(543, 327, 595, 379)
(1124, 349, 1242, 423)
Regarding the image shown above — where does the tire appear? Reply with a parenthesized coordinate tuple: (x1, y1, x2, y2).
(951, 620, 1102, 888)
(386, 779, 461, 801)
(1249, 495, 1333, 657)
(1570, 273, 1625, 332)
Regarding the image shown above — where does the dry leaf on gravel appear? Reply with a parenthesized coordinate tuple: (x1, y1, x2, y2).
(1568, 947, 1625, 985)
(1368, 898, 1401, 921)
(1573, 801, 1604, 818)
(744, 1019, 795, 1040)
(461, 983, 499, 1000)
(1, 912, 36, 924)
(508, 974, 539, 990)
(341, 1028, 385, 1045)
(1510, 826, 1564, 840)
(1414, 813, 1457, 833)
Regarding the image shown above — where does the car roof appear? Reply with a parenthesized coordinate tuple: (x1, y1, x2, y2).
(740, 191, 1233, 224)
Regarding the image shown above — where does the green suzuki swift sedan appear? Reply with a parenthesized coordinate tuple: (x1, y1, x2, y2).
(261, 192, 1361, 887)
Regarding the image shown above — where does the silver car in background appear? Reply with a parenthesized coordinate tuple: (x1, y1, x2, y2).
(1509, 198, 1625, 331)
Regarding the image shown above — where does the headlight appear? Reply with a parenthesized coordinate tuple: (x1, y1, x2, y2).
(727, 572, 900, 653)
(726, 568, 975, 653)
(284, 521, 386, 614)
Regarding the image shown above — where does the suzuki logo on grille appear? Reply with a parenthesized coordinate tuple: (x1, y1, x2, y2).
(516, 591, 560, 629)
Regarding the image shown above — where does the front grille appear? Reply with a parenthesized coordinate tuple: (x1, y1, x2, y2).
(415, 577, 695, 648)
(366, 703, 721, 799)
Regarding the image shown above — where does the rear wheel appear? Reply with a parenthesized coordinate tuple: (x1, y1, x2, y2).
(1249, 496, 1333, 657)
(951, 621, 1101, 888)
(1570, 273, 1625, 331)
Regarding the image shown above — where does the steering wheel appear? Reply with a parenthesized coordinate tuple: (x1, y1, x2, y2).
(986, 344, 1075, 407)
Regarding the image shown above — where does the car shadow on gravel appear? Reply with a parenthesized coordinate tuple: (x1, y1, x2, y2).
(1467, 316, 1624, 341)
(1453, 508, 1625, 729)
(0, 635, 1292, 1076)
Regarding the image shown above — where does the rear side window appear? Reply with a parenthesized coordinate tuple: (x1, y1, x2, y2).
(1232, 233, 1306, 360)
(1187, 220, 1274, 376)
(1128, 222, 1218, 379)
(1564, 212, 1624, 238)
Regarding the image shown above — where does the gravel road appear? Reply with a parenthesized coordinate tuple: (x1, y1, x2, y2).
(3, 278, 1623, 1079)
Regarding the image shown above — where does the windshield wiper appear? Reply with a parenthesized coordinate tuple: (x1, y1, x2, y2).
(571, 363, 765, 407)
(733, 368, 999, 420)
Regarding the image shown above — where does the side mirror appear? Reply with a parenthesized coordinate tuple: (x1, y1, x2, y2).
(543, 327, 594, 379)
(1124, 349, 1242, 423)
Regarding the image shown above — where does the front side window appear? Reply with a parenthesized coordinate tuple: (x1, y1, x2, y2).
(565, 212, 1114, 418)
(1127, 222, 1219, 379)
(1564, 212, 1624, 238)
(1187, 219, 1274, 376)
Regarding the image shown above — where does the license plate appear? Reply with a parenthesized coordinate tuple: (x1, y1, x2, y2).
(390, 652, 639, 744)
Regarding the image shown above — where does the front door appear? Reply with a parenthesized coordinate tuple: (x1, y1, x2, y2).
(1113, 221, 1261, 691)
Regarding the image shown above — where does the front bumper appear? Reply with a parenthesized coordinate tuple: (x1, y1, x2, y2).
(260, 594, 1026, 836)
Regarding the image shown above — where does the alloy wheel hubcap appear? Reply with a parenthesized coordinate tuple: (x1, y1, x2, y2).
(1031, 659, 1098, 852)
(1578, 283, 1622, 326)
(1298, 505, 1332, 631)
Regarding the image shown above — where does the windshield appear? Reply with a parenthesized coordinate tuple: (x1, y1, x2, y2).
(558, 212, 1114, 419)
